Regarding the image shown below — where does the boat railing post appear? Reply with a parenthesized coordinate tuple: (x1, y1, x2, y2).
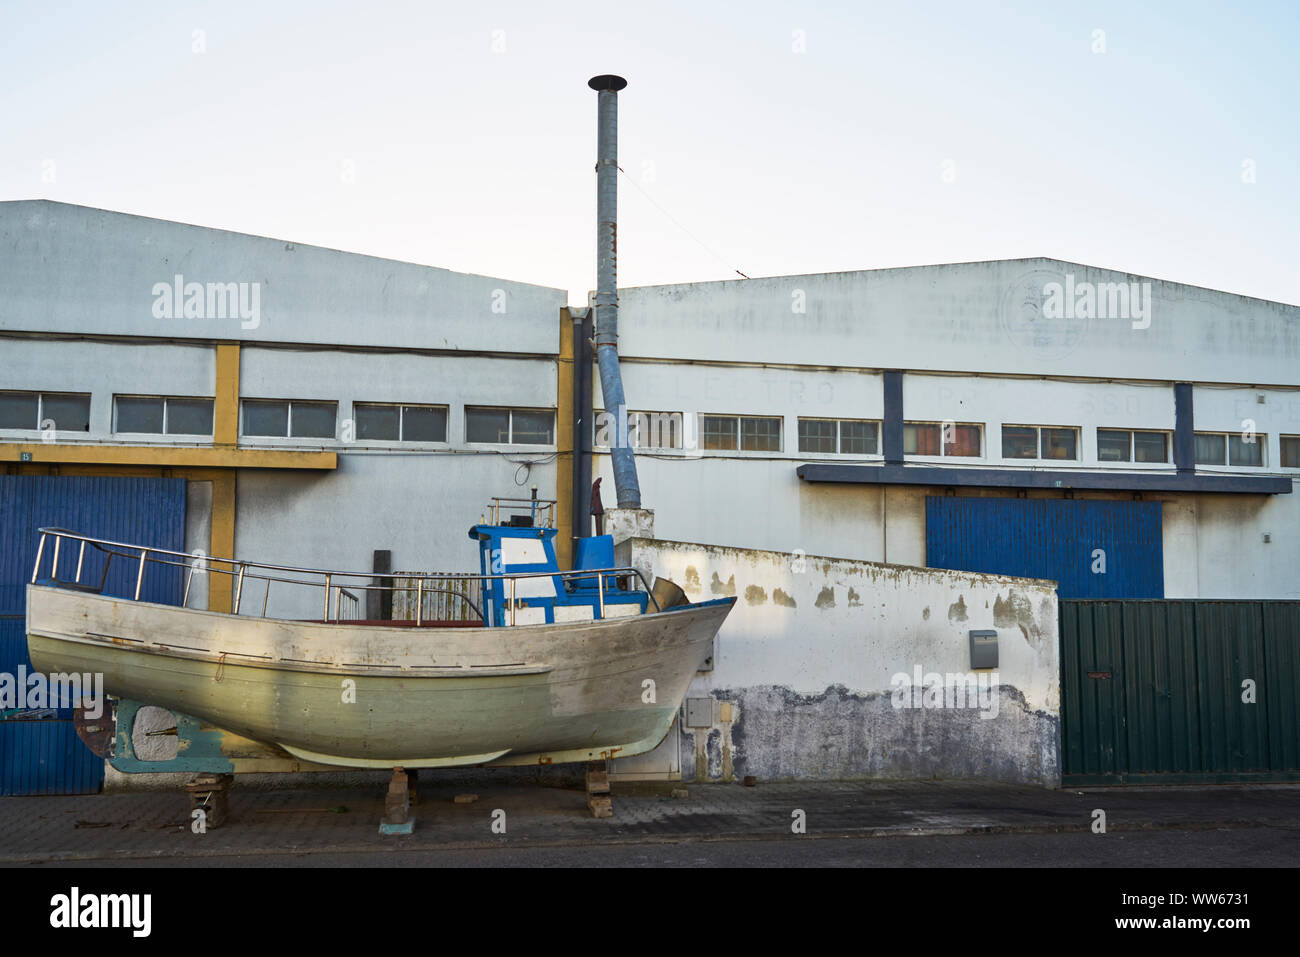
(134, 548, 147, 601)
(509, 577, 516, 627)
(31, 532, 47, 583)
(75, 540, 86, 584)
(323, 573, 331, 621)
(597, 572, 605, 619)
(183, 562, 194, 607)
(332, 585, 341, 623)
(99, 552, 113, 591)
(234, 563, 246, 615)
(261, 577, 271, 617)
(416, 579, 423, 626)
(51, 536, 62, 581)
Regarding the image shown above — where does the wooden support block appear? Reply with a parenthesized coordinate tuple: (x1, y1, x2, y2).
(384, 766, 411, 826)
(185, 773, 232, 828)
(586, 760, 613, 818)
(585, 760, 610, 795)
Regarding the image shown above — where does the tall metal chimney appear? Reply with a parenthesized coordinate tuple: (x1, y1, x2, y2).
(588, 74, 642, 509)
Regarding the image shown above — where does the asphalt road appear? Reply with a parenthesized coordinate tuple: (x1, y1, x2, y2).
(26, 825, 1299, 867)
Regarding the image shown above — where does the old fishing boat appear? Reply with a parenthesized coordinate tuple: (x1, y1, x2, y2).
(25, 497, 733, 770)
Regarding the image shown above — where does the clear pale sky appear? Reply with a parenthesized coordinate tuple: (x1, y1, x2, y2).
(3, 1, 1296, 306)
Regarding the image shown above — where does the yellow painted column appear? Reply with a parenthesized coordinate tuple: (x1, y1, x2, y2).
(555, 309, 575, 570)
(210, 343, 240, 610)
(214, 343, 240, 447)
(208, 471, 236, 612)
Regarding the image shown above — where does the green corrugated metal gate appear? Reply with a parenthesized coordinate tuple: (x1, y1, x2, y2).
(1061, 600, 1300, 785)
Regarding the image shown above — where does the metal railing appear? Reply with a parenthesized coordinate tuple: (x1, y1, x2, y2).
(485, 495, 556, 529)
(30, 527, 659, 625)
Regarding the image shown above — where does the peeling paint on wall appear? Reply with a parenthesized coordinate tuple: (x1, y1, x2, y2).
(685, 684, 1059, 786)
(622, 537, 1061, 786)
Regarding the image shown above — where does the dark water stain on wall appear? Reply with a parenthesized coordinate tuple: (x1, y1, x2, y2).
(683, 566, 702, 593)
(713, 684, 1058, 786)
(948, 595, 968, 621)
(815, 586, 836, 609)
(773, 588, 797, 607)
(993, 591, 1041, 643)
(744, 584, 768, 605)
(711, 572, 736, 596)
(847, 587, 862, 607)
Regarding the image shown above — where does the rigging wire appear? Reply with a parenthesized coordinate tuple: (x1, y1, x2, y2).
(616, 166, 750, 280)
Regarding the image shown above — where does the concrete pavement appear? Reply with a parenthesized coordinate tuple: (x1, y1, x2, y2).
(2, 779, 1299, 864)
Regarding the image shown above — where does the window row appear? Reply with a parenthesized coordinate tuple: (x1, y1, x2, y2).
(593, 411, 1300, 468)
(0, 392, 554, 445)
(243, 401, 554, 445)
(4, 389, 1299, 467)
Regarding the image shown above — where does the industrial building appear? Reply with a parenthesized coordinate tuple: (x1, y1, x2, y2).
(3, 198, 1298, 793)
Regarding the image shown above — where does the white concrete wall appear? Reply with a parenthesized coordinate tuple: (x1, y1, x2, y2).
(0, 338, 214, 441)
(0, 200, 565, 354)
(618, 259, 1300, 385)
(620, 537, 1061, 786)
(238, 347, 555, 448)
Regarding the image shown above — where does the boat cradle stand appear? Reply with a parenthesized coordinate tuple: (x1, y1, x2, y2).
(380, 767, 416, 835)
(186, 773, 233, 829)
(586, 760, 613, 819)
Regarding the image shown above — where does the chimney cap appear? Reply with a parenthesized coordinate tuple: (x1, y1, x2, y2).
(587, 74, 628, 92)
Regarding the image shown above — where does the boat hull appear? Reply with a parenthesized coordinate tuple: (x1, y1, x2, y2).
(25, 584, 733, 769)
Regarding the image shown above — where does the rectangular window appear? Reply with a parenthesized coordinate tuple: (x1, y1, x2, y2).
(402, 406, 447, 442)
(1282, 436, 1300, 468)
(1002, 426, 1038, 460)
(355, 403, 447, 442)
(628, 412, 685, 450)
(511, 410, 554, 445)
(1097, 429, 1131, 462)
(1194, 431, 1265, 467)
(465, 407, 554, 445)
(114, 396, 214, 435)
(1041, 427, 1077, 460)
(115, 396, 164, 434)
(0, 392, 92, 432)
(167, 398, 215, 435)
(1194, 432, 1225, 465)
(701, 415, 738, 451)
(740, 416, 782, 452)
(905, 422, 980, 457)
(839, 420, 878, 455)
(698, 415, 783, 452)
(797, 418, 879, 455)
(797, 418, 837, 454)
(242, 400, 337, 439)
(0, 392, 40, 430)
(1132, 431, 1168, 463)
(903, 423, 940, 455)
(291, 402, 337, 439)
(1097, 429, 1169, 463)
(243, 400, 289, 437)
(1228, 434, 1263, 467)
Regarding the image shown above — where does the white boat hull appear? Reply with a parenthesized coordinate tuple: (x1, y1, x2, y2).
(25, 584, 734, 769)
